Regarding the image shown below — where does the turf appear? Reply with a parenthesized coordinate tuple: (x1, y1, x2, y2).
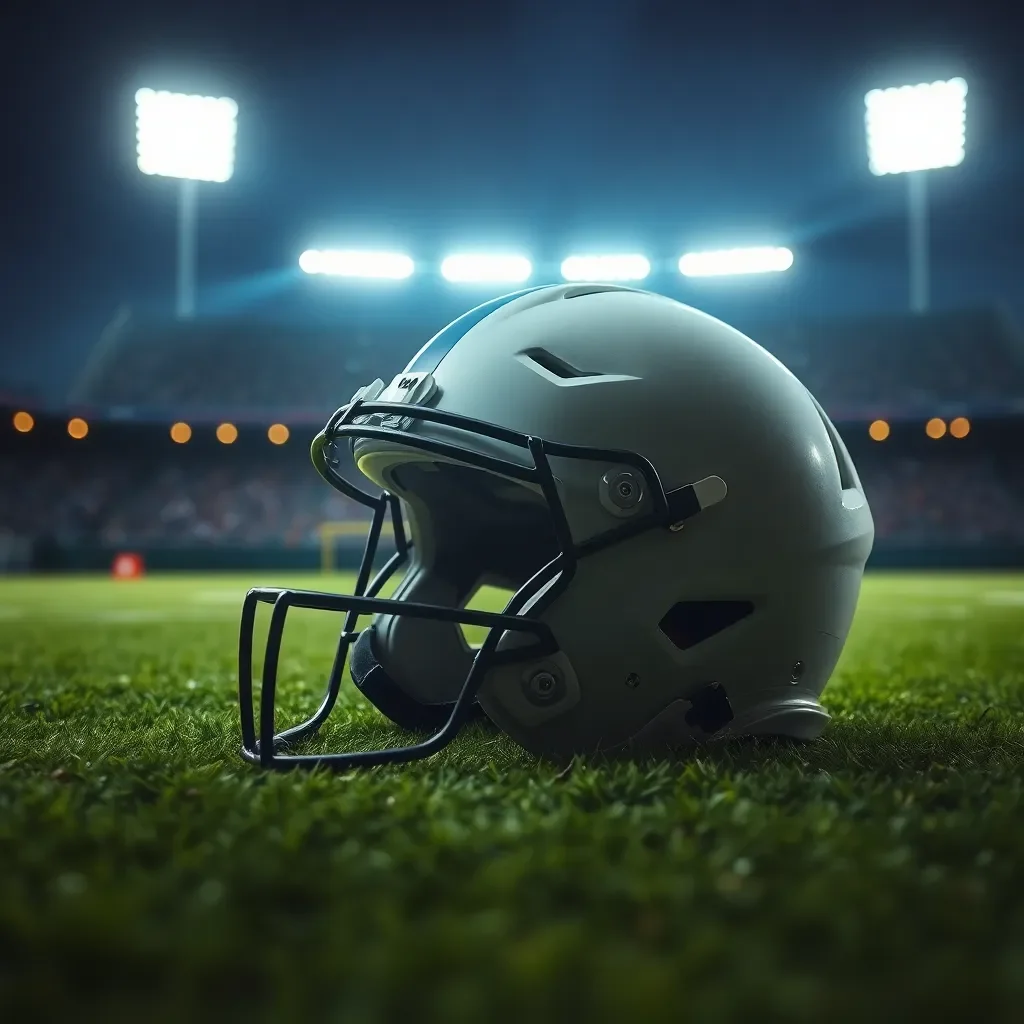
(2, 572, 1024, 1023)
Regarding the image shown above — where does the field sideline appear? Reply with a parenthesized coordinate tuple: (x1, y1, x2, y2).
(2, 571, 1024, 1022)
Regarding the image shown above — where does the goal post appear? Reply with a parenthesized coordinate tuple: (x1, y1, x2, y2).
(317, 520, 394, 573)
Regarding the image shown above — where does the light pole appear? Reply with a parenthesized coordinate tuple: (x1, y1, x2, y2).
(865, 78, 967, 314)
(135, 88, 238, 319)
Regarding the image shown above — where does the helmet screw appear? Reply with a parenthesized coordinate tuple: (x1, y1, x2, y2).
(600, 469, 645, 516)
(527, 670, 558, 701)
(625, 672, 641, 689)
(790, 660, 805, 684)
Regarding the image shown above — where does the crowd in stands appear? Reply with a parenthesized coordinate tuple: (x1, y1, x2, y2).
(754, 308, 1024, 415)
(71, 307, 1024, 419)
(72, 317, 413, 415)
(2, 446, 1023, 552)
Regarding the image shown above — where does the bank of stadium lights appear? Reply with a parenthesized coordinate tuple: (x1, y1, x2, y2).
(865, 78, 967, 313)
(135, 88, 238, 319)
(560, 254, 650, 282)
(678, 247, 794, 278)
(298, 247, 796, 282)
(299, 249, 415, 280)
(441, 254, 533, 284)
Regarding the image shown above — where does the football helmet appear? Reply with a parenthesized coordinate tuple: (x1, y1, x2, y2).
(238, 284, 873, 769)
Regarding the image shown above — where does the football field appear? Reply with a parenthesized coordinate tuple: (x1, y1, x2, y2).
(2, 571, 1024, 1022)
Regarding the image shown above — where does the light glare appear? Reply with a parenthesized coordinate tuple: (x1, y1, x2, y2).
(135, 88, 238, 182)
(865, 78, 967, 175)
(678, 247, 794, 278)
(440, 253, 532, 284)
(560, 254, 650, 282)
(300, 249, 415, 280)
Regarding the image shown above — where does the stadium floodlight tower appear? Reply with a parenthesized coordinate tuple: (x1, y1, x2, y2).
(135, 88, 238, 319)
(865, 77, 967, 314)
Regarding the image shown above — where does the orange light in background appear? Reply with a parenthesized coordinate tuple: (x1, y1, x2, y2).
(868, 419, 890, 441)
(216, 422, 239, 445)
(13, 411, 34, 433)
(67, 417, 89, 439)
(267, 423, 290, 445)
(925, 417, 947, 439)
(170, 421, 192, 444)
(950, 416, 971, 439)
(111, 552, 144, 580)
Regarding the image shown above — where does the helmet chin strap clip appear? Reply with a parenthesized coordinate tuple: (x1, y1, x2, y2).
(666, 474, 728, 531)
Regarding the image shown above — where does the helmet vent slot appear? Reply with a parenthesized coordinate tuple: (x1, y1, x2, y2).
(659, 600, 754, 651)
(519, 347, 602, 380)
(807, 391, 857, 491)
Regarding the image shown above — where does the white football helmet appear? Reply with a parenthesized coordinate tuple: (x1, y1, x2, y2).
(239, 284, 873, 768)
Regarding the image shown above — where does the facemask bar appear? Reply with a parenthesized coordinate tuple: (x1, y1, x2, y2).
(238, 394, 709, 771)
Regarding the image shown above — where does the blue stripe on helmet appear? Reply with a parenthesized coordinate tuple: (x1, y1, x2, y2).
(405, 285, 553, 374)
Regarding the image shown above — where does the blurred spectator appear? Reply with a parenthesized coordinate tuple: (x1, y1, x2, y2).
(1, 444, 1023, 548)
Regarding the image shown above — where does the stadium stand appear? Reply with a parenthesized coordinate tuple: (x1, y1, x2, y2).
(3, 304, 1022, 572)
(67, 305, 1024, 422)
(749, 306, 1024, 419)
(68, 309, 420, 420)
(1, 423, 1023, 556)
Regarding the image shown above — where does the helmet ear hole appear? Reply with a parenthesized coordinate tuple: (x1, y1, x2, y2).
(658, 600, 754, 651)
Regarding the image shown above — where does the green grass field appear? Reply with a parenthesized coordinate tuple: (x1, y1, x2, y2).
(2, 571, 1024, 1023)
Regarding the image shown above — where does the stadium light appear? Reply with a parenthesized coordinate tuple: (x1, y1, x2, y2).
(440, 253, 532, 284)
(678, 247, 794, 278)
(135, 88, 239, 319)
(560, 254, 650, 282)
(869, 419, 890, 441)
(67, 417, 89, 440)
(865, 78, 967, 313)
(170, 422, 192, 444)
(300, 249, 415, 280)
(216, 422, 238, 444)
(12, 411, 34, 433)
(950, 416, 970, 438)
(267, 423, 290, 445)
(925, 417, 947, 439)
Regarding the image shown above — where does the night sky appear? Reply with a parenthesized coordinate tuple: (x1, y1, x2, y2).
(4, 0, 1021, 399)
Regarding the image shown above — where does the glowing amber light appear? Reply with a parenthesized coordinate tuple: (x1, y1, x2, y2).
(868, 419, 890, 441)
(67, 417, 89, 439)
(216, 422, 239, 445)
(267, 423, 290, 445)
(13, 411, 34, 433)
(949, 416, 971, 438)
(170, 422, 192, 444)
(925, 417, 947, 439)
